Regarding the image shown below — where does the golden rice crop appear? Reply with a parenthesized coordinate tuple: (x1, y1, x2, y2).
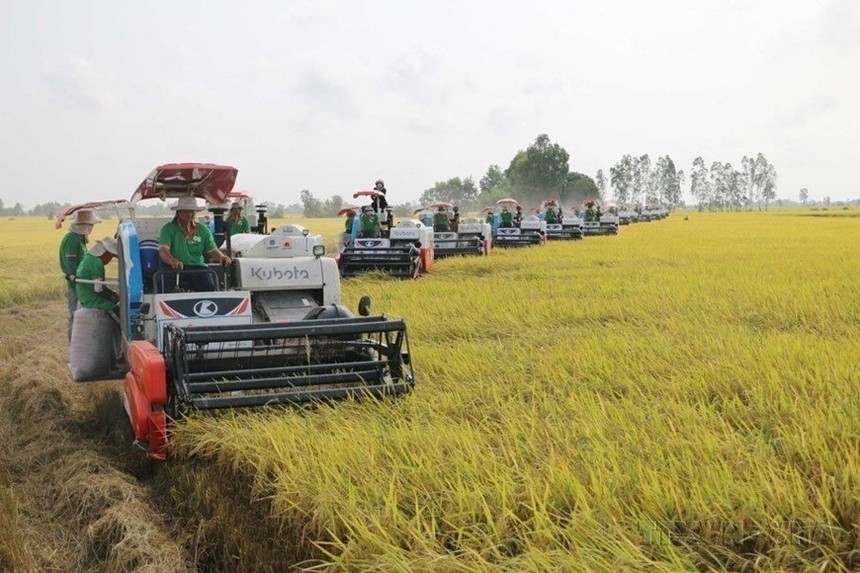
(171, 210, 860, 571)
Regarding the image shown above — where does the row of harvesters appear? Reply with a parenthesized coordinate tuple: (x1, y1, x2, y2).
(333, 195, 672, 278)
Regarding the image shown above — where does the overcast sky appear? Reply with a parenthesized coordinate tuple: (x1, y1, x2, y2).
(1, 0, 858, 208)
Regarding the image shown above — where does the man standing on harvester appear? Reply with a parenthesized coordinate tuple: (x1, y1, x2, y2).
(59, 209, 102, 339)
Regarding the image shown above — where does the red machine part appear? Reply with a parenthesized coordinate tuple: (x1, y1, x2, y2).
(124, 341, 171, 461)
(420, 246, 434, 274)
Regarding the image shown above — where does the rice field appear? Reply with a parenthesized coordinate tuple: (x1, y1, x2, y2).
(176, 210, 859, 571)
(1, 210, 857, 571)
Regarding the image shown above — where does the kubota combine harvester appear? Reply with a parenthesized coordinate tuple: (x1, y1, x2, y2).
(492, 198, 546, 247)
(580, 200, 619, 236)
(418, 202, 492, 258)
(337, 190, 434, 278)
(58, 164, 415, 460)
(540, 199, 583, 240)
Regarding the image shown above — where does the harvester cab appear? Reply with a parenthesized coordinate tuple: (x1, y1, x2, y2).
(542, 199, 583, 240)
(75, 164, 415, 461)
(337, 190, 434, 278)
(421, 203, 492, 258)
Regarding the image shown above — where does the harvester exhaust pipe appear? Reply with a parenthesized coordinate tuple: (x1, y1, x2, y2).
(255, 203, 268, 234)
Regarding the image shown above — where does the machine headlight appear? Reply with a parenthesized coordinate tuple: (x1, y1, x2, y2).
(313, 245, 325, 257)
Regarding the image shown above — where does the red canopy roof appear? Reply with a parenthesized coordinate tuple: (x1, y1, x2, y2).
(131, 163, 238, 205)
(353, 189, 385, 199)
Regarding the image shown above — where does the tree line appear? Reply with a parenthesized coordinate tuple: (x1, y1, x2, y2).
(422, 134, 598, 210)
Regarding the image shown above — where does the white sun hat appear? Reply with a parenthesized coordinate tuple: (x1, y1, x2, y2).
(170, 196, 206, 212)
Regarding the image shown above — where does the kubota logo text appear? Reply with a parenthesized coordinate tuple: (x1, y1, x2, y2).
(250, 266, 311, 280)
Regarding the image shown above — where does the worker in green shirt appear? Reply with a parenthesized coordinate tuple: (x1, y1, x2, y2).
(75, 237, 123, 368)
(359, 206, 381, 238)
(545, 205, 558, 224)
(76, 237, 120, 313)
(225, 201, 250, 237)
(159, 196, 232, 292)
(433, 207, 450, 232)
(59, 209, 101, 340)
(499, 206, 514, 228)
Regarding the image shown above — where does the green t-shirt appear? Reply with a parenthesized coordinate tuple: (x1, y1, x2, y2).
(433, 212, 449, 229)
(545, 210, 557, 223)
(159, 221, 216, 266)
(59, 231, 86, 285)
(75, 253, 116, 312)
(485, 214, 494, 225)
(360, 214, 380, 238)
(500, 211, 513, 225)
(225, 217, 250, 237)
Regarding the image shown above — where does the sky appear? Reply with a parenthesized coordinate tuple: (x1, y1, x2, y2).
(1, 0, 858, 208)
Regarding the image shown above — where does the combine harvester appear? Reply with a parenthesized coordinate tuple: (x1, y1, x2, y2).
(421, 202, 492, 258)
(338, 190, 434, 278)
(617, 204, 634, 225)
(58, 163, 415, 460)
(492, 198, 546, 248)
(540, 199, 583, 240)
(580, 200, 619, 236)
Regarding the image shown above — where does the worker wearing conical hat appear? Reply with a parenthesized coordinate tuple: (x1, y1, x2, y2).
(59, 209, 102, 340)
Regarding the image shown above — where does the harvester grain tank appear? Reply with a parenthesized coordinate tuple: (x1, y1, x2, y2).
(60, 164, 415, 460)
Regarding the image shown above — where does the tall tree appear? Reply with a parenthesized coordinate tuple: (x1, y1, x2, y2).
(740, 156, 756, 210)
(654, 155, 680, 206)
(609, 155, 634, 204)
(799, 188, 808, 205)
(595, 169, 607, 199)
(480, 165, 507, 195)
(637, 153, 655, 204)
(753, 153, 776, 211)
(300, 190, 324, 218)
(477, 165, 512, 205)
(674, 170, 685, 207)
(505, 134, 570, 204)
(563, 172, 599, 203)
(761, 161, 777, 210)
(690, 157, 710, 211)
